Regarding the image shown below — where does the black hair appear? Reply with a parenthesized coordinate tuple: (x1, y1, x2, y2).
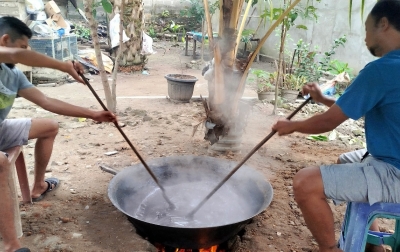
(0, 16, 32, 41)
(370, 0, 400, 31)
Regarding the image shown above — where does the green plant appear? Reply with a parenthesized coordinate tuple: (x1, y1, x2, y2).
(241, 29, 255, 50)
(256, 1, 320, 36)
(250, 69, 276, 93)
(283, 73, 307, 90)
(319, 35, 347, 73)
(293, 39, 320, 82)
(164, 21, 186, 42)
(161, 10, 170, 18)
(75, 24, 91, 40)
(293, 35, 348, 82)
(180, 0, 219, 26)
(166, 21, 183, 33)
(91, 0, 112, 18)
(328, 59, 353, 76)
(148, 26, 157, 38)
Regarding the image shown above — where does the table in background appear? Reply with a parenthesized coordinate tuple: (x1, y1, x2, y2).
(185, 32, 206, 59)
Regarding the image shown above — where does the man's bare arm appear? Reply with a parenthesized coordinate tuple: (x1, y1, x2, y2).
(0, 46, 84, 83)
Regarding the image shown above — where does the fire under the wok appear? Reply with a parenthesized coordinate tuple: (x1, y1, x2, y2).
(156, 244, 222, 252)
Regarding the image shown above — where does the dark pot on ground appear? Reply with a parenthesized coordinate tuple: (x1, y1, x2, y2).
(165, 74, 198, 103)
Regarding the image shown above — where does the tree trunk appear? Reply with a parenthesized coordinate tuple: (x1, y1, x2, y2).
(111, 0, 124, 107)
(111, 0, 146, 71)
(204, 0, 247, 143)
(204, 0, 302, 144)
(273, 18, 287, 115)
(84, 0, 116, 111)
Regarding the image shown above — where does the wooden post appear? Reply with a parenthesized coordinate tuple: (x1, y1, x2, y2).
(185, 33, 189, 56)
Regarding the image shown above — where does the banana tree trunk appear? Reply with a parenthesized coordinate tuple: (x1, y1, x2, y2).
(204, 0, 247, 143)
(204, 0, 302, 144)
(111, 0, 146, 69)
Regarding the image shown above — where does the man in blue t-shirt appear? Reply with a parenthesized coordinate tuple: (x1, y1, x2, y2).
(273, 1, 400, 252)
(0, 17, 117, 252)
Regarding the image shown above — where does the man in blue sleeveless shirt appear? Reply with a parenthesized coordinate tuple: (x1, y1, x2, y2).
(0, 17, 117, 252)
(273, 1, 400, 251)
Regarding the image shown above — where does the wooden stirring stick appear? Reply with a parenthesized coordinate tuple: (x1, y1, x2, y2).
(187, 97, 312, 218)
(78, 72, 175, 209)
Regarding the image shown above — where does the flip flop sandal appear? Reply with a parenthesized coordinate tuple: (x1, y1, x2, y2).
(14, 248, 31, 252)
(32, 177, 60, 202)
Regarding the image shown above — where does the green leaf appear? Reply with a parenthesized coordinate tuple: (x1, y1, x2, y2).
(101, 0, 113, 13)
(296, 24, 308, 30)
(361, 0, 365, 22)
(306, 135, 328, 141)
(92, 8, 97, 18)
(349, 0, 352, 27)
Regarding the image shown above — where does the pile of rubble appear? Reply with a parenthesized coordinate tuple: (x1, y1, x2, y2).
(282, 100, 366, 149)
(26, 0, 73, 38)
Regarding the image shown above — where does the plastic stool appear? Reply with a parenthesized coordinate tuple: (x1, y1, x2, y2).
(338, 202, 400, 252)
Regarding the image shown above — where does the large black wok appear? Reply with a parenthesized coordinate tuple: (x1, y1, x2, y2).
(108, 155, 273, 249)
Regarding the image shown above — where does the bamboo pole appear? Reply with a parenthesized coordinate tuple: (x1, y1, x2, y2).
(203, 0, 214, 46)
(231, 0, 301, 114)
(234, 0, 253, 58)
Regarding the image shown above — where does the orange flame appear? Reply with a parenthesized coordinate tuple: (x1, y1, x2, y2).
(199, 245, 219, 252)
(157, 245, 222, 252)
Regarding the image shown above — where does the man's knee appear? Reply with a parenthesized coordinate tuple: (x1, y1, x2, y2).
(30, 118, 59, 139)
(47, 120, 59, 136)
(293, 166, 324, 203)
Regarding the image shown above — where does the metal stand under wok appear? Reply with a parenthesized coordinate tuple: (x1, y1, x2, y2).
(187, 97, 312, 217)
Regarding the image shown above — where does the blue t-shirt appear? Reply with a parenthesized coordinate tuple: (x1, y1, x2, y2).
(336, 50, 400, 169)
(0, 63, 33, 123)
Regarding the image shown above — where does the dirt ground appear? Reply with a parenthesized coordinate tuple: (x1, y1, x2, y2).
(0, 41, 389, 252)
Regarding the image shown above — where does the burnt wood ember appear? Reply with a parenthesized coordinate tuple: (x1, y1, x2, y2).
(154, 234, 240, 252)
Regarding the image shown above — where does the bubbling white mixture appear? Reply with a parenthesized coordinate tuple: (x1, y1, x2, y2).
(131, 182, 253, 228)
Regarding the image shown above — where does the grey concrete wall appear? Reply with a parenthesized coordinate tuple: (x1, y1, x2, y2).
(242, 0, 376, 74)
(235, 0, 377, 74)
(143, 0, 376, 73)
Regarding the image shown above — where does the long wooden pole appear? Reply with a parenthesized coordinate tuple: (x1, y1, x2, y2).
(231, 0, 302, 115)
